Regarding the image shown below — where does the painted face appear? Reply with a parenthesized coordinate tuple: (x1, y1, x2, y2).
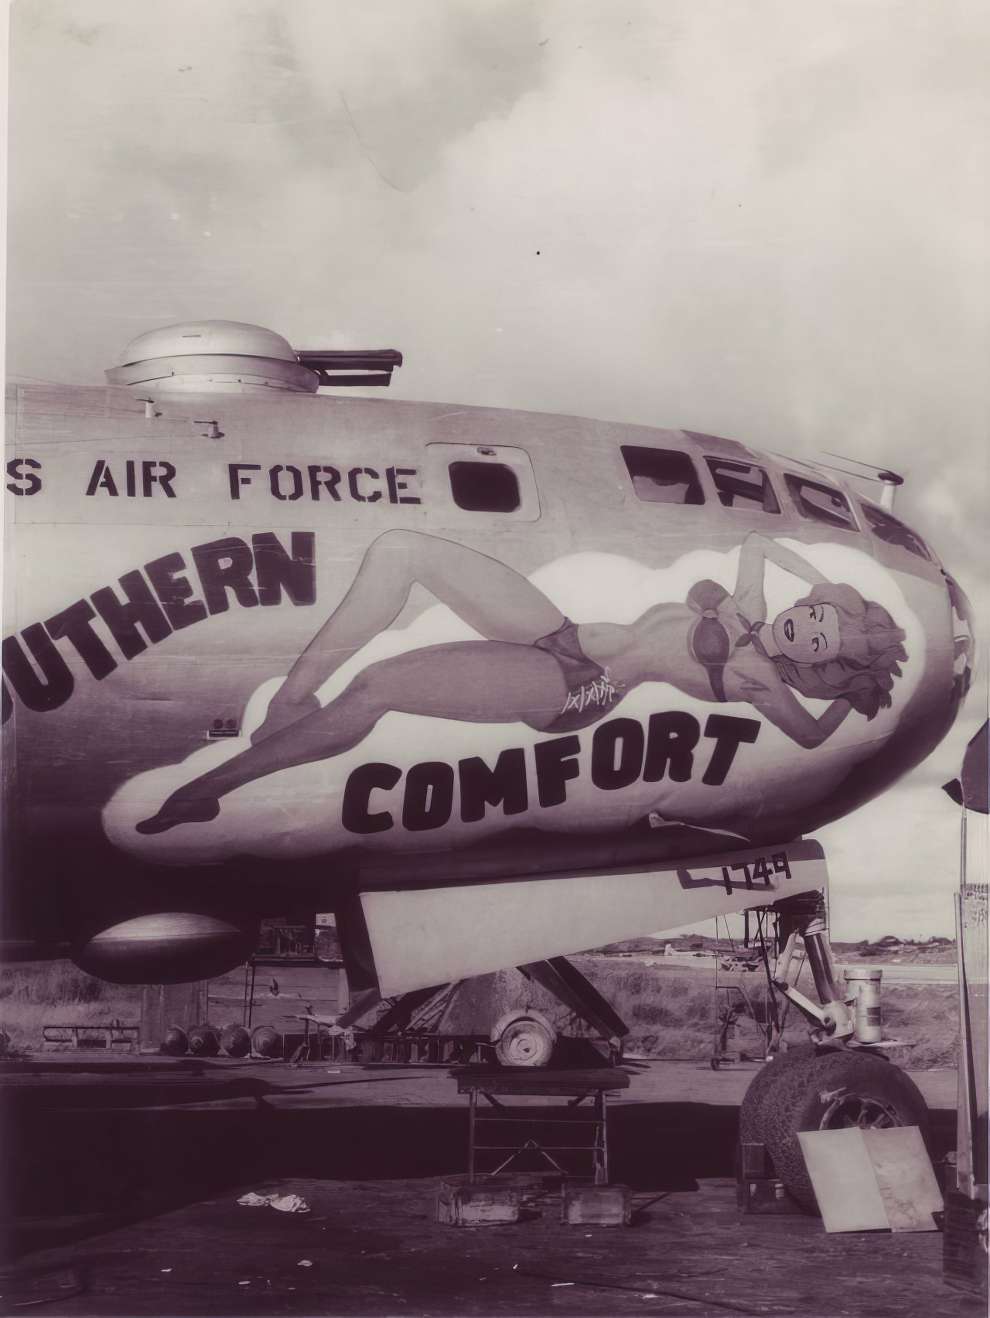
(771, 603, 841, 664)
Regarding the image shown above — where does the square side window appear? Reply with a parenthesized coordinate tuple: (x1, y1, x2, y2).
(705, 458, 780, 513)
(784, 476, 856, 530)
(448, 461, 521, 513)
(621, 446, 705, 505)
(859, 502, 931, 559)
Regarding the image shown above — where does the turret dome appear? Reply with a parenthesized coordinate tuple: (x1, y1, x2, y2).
(106, 319, 319, 394)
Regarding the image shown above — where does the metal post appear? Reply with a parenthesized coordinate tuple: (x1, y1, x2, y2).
(803, 927, 843, 1004)
(961, 805, 968, 886)
(955, 891, 976, 1197)
(598, 1091, 609, 1185)
(468, 1089, 477, 1183)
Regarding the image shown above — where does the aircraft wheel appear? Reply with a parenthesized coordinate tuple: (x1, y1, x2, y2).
(738, 1044, 820, 1147)
(493, 1010, 556, 1068)
(760, 1050, 930, 1212)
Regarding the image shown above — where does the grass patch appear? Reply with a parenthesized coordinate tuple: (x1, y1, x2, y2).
(568, 957, 958, 1068)
(0, 957, 960, 1070)
(0, 961, 140, 1051)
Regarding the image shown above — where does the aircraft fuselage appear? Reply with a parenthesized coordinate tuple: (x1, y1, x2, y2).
(2, 378, 974, 979)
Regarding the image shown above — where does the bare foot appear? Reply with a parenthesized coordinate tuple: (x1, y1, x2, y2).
(136, 791, 221, 834)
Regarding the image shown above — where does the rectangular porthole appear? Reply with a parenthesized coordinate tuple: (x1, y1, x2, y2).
(785, 475, 858, 530)
(705, 458, 780, 513)
(425, 443, 540, 521)
(448, 460, 520, 512)
(621, 446, 705, 505)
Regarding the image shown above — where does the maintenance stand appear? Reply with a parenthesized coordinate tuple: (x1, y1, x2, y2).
(454, 1066, 630, 1185)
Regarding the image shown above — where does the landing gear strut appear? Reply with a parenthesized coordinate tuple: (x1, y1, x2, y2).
(741, 890, 931, 1213)
(769, 891, 855, 1042)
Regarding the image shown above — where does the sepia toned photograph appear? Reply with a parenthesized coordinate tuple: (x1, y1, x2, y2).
(1, 2, 987, 1314)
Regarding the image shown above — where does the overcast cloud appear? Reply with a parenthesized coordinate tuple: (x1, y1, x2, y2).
(6, 0, 988, 937)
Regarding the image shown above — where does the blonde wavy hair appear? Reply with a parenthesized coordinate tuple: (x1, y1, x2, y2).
(771, 583, 908, 719)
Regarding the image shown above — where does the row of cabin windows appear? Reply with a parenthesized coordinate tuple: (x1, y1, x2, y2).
(440, 452, 930, 561)
(620, 445, 931, 559)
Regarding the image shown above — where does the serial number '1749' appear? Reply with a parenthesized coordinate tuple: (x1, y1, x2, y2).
(719, 852, 791, 893)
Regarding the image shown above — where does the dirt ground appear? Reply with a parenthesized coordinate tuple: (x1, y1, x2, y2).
(0, 1057, 975, 1318)
(2, 1175, 981, 1318)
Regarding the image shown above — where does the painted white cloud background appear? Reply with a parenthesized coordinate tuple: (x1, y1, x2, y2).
(101, 540, 922, 867)
(5, 0, 988, 937)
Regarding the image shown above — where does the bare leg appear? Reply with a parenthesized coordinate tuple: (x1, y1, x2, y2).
(136, 640, 568, 833)
(274, 530, 566, 708)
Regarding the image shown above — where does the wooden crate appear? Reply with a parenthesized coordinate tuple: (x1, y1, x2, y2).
(736, 1141, 803, 1215)
(560, 1183, 631, 1226)
(436, 1179, 522, 1226)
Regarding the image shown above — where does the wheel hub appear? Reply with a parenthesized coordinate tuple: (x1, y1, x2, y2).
(819, 1088, 901, 1130)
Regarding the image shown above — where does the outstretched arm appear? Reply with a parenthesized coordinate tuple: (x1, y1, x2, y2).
(731, 533, 830, 622)
(734, 665, 854, 748)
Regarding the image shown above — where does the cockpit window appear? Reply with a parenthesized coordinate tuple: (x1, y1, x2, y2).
(621, 446, 705, 505)
(785, 475, 857, 530)
(859, 501, 932, 560)
(705, 458, 780, 513)
(448, 461, 521, 513)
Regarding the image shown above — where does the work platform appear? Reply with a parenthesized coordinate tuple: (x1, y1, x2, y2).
(454, 1066, 630, 1183)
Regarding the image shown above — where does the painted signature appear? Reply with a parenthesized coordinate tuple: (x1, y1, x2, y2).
(562, 667, 620, 718)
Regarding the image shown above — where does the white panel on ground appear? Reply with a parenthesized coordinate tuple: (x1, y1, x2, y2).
(799, 1127, 942, 1233)
(361, 840, 826, 996)
(799, 1128, 889, 1232)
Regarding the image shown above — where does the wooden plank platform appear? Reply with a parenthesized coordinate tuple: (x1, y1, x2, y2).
(2, 1175, 979, 1317)
(453, 1066, 631, 1095)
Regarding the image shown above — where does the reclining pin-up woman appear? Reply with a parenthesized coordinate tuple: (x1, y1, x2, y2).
(137, 529, 907, 834)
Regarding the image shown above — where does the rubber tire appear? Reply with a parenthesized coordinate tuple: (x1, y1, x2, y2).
(738, 1045, 821, 1147)
(761, 1050, 930, 1212)
(495, 1015, 556, 1068)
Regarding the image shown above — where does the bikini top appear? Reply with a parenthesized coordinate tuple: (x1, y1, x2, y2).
(686, 580, 766, 702)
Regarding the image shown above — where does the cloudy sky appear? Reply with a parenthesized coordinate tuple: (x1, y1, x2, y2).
(5, 0, 987, 938)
